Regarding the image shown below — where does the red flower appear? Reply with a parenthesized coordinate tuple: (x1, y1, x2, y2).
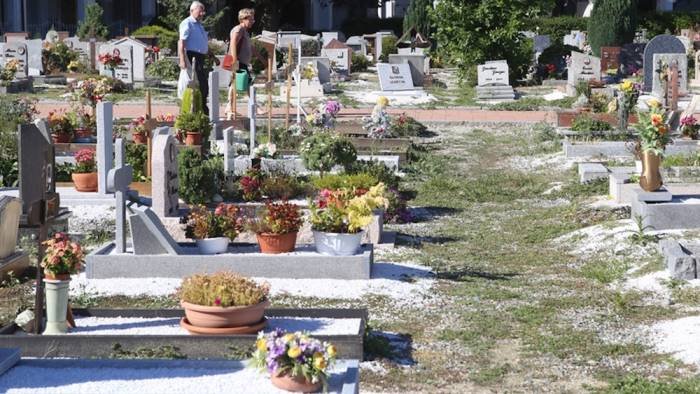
(214, 297, 221, 306)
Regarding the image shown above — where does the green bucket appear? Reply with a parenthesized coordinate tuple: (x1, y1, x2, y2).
(235, 70, 249, 92)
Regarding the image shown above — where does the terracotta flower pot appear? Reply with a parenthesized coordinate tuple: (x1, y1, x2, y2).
(256, 232, 297, 254)
(44, 272, 71, 281)
(181, 299, 269, 329)
(185, 131, 202, 146)
(271, 372, 322, 393)
(72, 172, 98, 192)
(132, 132, 148, 145)
(52, 132, 71, 144)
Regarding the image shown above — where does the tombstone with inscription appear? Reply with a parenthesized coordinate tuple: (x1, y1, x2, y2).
(280, 57, 328, 98)
(0, 196, 29, 279)
(651, 53, 687, 98)
(321, 39, 352, 73)
(151, 128, 179, 218)
(377, 63, 415, 91)
(3, 42, 29, 78)
(18, 122, 60, 224)
(476, 60, 515, 101)
(63, 37, 91, 65)
(110, 37, 149, 82)
(567, 52, 601, 96)
(600, 47, 621, 72)
(388, 54, 427, 87)
(98, 45, 134, 84)
(643, 35, 685, 91)
(691, 51, 700, 88)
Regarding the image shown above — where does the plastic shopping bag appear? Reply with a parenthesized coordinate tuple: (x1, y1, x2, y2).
(177, 69, 191, 99)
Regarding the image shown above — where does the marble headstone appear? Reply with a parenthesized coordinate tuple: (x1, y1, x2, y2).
(223, 127, 249, 176)
(3, 42, 28, 78)
(18, 123, 54, 224)
(96, 102, 114, 195)
(377, 63, 415, 91)
(0, 196, 21, 259)
(128, 205, 182, 255)
(151, 128, 179, 218)
(643, 34, 685, 91)
(346, 36, 367, 56)
(25, 39, 43, 76)
(300, 56, 332, 84)
(63, 37, 91, 64)
(567, 52, 601, 94)
(388, 54, 427, 86)
(477, 61, 509, 86)
(651, 53, 687, 97)
(98, 45, 134, 84)
(110, 37, 148, 82)
(321, 39, 352, 72)
(533, 35, 552, 60)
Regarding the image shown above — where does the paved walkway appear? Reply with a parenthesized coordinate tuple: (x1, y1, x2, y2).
(36, 102, 557, 124)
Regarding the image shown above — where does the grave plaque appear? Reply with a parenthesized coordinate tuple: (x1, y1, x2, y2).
(25, 39, 43, 76)
(377, 63, 415, 91)
(151, 128, 179, 217)
(300, 56, 332, 85)
(98, 45, 134, 84)
(567, 52, 601, 91)
(643, 34, 685, 91)
(3, 42, 28, 78)
(600, 47, 621, 72)
(389, 54, 427, 86)
(477, 61, 509, 86)
(18, 123, 54, 224)
(63, 37, 91, 64)
(110, 37, 148, 82)
(651, 53, 688, 97)
(621, 43, 645, 75)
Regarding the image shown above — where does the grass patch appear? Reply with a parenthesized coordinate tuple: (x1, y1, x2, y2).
(602, 374, 700, 393)
(581, 258, 630, 284)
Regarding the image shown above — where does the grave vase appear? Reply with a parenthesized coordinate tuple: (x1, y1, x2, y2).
(640, 150, 663, 192)
(43, 278, 70, 335)
(196, 237, 229, 254)
(185, 132, 202, 146)
(313, 230, 364, 256)
(256, 232, 297, 254)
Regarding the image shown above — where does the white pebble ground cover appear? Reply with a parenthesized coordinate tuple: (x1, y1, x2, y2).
(649, 316, 700, 366)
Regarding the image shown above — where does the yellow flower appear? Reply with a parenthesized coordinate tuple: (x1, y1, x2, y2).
(256, 338, 267, 351)
(326, 345, 337, 358)
(620, 80, 634, 93)
(283, 333, 295, 342)
(313, 352, 327, 370)
(287, 346, 302, 358)
(376, 96, 389, 107)
(647, 98, 661, 109)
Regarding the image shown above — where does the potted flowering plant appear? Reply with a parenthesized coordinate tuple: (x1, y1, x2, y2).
(0, 59, 20, 84)
(680, 115, 699, 140)
(247, 201, 303, 254)
(41, 233, 84, 334)
(309, 184, 388, 255)
(181, 203, 243, 254)
(178, 271, 270, 334)
(98, 52, 123, 77)
(175, 111, 211, 145)
(634, 107, 671, 192)
(240, 168, 263, 201)
(71, 148, 98, 192)
(129, 116, 149, 144)
(48, 111, 74, 143)
(71, 77, 109, 112)
(70, 108, 96, 142)
(252, 329, 337, 392)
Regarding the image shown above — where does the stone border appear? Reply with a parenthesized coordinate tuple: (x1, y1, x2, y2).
(86, 243, 374, 280)
(0, 308, 366, 360)
(563, 139, 700, 158)
(631, 193, 700, 231)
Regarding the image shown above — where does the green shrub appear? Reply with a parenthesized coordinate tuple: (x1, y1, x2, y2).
(126, 143, 148, 181)
(588, 0, 637, 57)
(55, 162, 74, 183)
(639, 11, 700, 37)
(380, 36, 398, 62)
(300, 133, 357, 177)
(351, 52, 370, 73)
(132, 25, 179, 53)
(42, 42, 79, 74)
(533, 16, 588, 43)
(311, 173, 379, 191)
(251, 40, 269, 76)
(391, 113, 427, 137)
(571, 114, 613, 132)
(0, 97, 37, 187)
(345, 160, 400, 189)
(178, 149, 223, 204)
(403, 0, 432, 37)
(146, 58, 179, 80)
(175, 111, 212, 141)
(260, 172, 308, 200)
(76, 3, 109, 40)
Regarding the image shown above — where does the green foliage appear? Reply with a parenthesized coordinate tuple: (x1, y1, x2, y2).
(259, 172, 308, 200)
(175, 111, 212, 140)
(76, 3, 110, 40)
(379, 36, 398, 62)
(42, 42, 80, 74)
(180, 86, 203, 114)
(177, 149, 223, 204)
(110, 343, 187, 359)
(430, 0, 536, 83)
(627, 214, 657, 246)
(301, 39, 319, 57)
(605, 374, 700, 393)
(156, 0, 228, 37)
(490, 96, 575, 111)
(571, 114, 613, 132)
(403, 0, 432, 37)
(311, 173, 379, 191)
(146, 58, 180, 80)
(300, 133, 357, 176)
(132, 25, 179, 52)
(0, 97, 37, 187)
(351, 52, 370, 73)
(639, 11, 700, 37)
(391, 113, 428, 137)
(179, 271, 269, 307)
(533, 16, 588, 43)
(341, 17, 403, 37)
(345, 160, 400, 189)
(537, 43, 579, 69)
(126, 143, 148, 181)
(588, 0, 638, 57)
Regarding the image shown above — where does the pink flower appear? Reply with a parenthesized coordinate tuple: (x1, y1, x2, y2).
(214, 297, 221, 306)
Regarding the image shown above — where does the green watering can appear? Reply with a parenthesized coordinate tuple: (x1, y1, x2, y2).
(235, 70, 249, 93)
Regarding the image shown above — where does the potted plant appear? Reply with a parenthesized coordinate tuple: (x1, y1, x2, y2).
(41, 233, 84, 334)
(680, 115, 699, 140)
(47, 111, 74, 143)
(309, 184, 388, 256)
(71, 148, 97, 192)
(129, 115, 149, 144)
(181, 203, 242, 254)
(252, 329, 337, 392)
(299, 132, 357, 178)
(634, 107, 671, 192)
(239, 168, 264, 201)
(175, 111, 211, 146)
(178, 271, 270, 334)
(247, 201, 303, 254)
(71, 109, 96, 142)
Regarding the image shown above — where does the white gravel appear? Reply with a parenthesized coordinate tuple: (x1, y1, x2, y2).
(0, 359, 353, 394)
(71, 261, 436, 306)
(649, 315, 700, 366)
(61, 316, 361, 336)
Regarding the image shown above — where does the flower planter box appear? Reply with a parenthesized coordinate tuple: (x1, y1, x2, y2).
(0, 78, 32, 94)
(556, 111, 638, 128)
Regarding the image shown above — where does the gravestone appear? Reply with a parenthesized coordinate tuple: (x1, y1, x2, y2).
(63, 37, 91, 64)
(98, 45, 134, 84)
(643, 34, 685, 91)
(96, 102, 114, 195)
(321, 39, 352, 73)
(346, 36, 367, 56)
(0, 196, 21, 259)
(476, 60, 515, 101)
(388, 54, 426, 87)
(567, 51, 601, 96)
(651, 53, 687, 97)
(18, 122, 57, 224)
(600, 47, 621, 72)
(299, 56, 332, 85)
(3, 42, 29, 78)
(110, 37, 149, 82)
(277, 31, 302, 50)
(107, 139, 133, 253)
(25, 39, 43, 76)
(151, 127, 179, 218)
(223, 127, 249, 176)
(621, 43, 645, 75)
(208, 71, 219, 122)
(377, 63, 415, 91)
(4, 32, 28, 43)
(321, 32, 340, 44)
(128, 205, 182, 255)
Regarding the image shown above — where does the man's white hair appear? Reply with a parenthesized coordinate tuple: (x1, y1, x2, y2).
(190, 1, 204, 11)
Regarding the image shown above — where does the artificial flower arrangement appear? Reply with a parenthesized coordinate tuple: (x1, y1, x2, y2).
(635, 107, 671, 155)
(252, 329, 337, 392)
(71, 77, 109, 109)
(363, 96, 392, 139)
(309, 183, 389, 234)
(288, 122, 306, 137)
(178, 271, 269, 308)
(0, 59, 20, 82)
(98, 52, 123, 69)
(73, 148, 96, 173)
(306, 100, 341, 130)
(47, 110, 74, 142)
(253, 142, 277, 159)
(616, 79, 641, 131)
(300, 62, 317, 80)
(680, 115, 699, 139)
(181, 203, 243, 241)
(41, 232, 84, 280)
(247, 201, 303, 254)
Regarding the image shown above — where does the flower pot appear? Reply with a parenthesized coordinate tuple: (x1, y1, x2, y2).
(256, 232, 297, 254)
(73, 128, 94, 143)
(312, 230, 364, 256)
(196, 237, 229, 254)
(43, 278, 71, 335)
(132, 133, 148, 145)
(181, 299, 269, 329)
(640, 151, 663, 192)
(185, 131, 202, 146)
(51, 132, 71, 144)
(271, 372, 321, 393)
(45, 272, 71, 281)
(72, 172, 98, 192)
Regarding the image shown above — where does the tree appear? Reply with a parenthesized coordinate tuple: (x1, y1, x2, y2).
(76, 3, 109, 40)
(403, 0, 432, 37)
(156, 0, 228, 36)
(588, 0, 638, 57)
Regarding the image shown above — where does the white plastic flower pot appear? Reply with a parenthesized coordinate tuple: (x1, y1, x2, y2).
(312, 231, 364, 256)
(196, 237, 230, 255)
(43, 278, 71, 335)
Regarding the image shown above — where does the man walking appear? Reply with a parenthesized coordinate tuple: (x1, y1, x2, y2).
(178, 1, 219, 114)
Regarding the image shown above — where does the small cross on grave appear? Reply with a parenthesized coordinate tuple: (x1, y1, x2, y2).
(107, 138, 133, 253)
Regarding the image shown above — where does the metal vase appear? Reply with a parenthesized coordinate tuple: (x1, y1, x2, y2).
(639, 151, 663, 192)
(43, 278, 70, 335)
(618, 100, 629, 132)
